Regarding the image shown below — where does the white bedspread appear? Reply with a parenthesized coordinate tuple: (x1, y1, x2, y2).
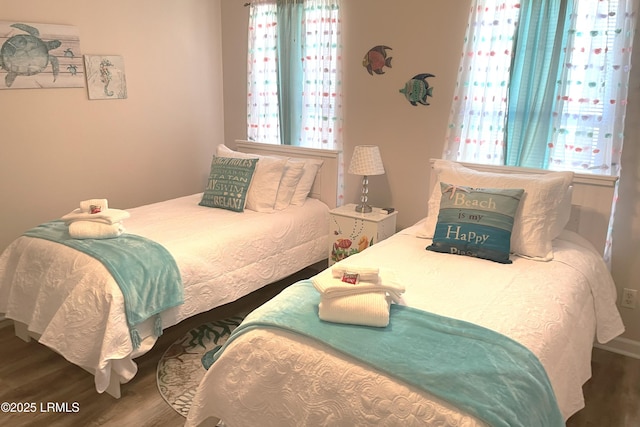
(186, 221, 624, 426)
(0, 194, 329, 393)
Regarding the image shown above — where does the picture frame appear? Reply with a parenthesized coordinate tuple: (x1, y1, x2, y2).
(0, 21, 84, 89)
(83, 54, 127, 100)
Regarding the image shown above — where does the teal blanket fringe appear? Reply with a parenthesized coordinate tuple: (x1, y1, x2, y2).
(24, 220, 184, 349)
(214, 280, 564, 427)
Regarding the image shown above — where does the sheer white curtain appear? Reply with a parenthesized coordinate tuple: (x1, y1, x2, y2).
(299, 0, 343, 149)
(443, 1, 520, 165)
(548, 0, 638, 175)
(247, 1, 281, 144)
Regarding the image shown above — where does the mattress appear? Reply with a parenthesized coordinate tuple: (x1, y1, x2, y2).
(186, 221, 624, 426)
(0, 194, 329, 393)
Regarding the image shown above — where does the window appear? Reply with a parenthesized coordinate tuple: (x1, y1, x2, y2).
(247, 0, 343, 150)
(444, 0, 637, 175)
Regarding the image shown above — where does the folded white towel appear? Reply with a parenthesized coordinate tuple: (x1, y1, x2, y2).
(313, 275, 405, 303)
(80, 198, 109, 213)
(331, 265, 379, 283)
(312, 273, 405, 327)
(61, 208, 130, 225)
(318, 292, 392, 327)
(68, 221, 125, 239)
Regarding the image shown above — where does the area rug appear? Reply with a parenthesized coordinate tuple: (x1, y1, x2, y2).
(157, 314, 245, 417)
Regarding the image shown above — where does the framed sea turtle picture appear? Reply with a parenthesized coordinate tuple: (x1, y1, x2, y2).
(83, 55, 127, 100)
(0, 21, 84, 89)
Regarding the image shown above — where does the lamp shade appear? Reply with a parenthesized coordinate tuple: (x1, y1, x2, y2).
(348, 145, 385, 176)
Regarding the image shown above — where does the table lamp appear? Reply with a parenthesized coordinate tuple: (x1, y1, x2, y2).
(348, 145, 385, 213)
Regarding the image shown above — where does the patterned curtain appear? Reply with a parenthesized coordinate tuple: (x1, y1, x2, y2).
(443, 1, 521, 165)
(553, 0, 638, 263)
(247, 0, 343, 150)
(247, 1, 280, 144)
(443, 0, 638, 176)
(548, 0, 638, 175)
(299, 0, 343, 149)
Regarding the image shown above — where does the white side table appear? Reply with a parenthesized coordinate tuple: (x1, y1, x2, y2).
(328, 204, 398, 266)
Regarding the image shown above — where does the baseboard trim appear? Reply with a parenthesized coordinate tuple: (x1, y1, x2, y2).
(595, 336, 640, 359)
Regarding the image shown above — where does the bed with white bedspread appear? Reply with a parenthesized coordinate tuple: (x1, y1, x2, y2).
(185, 159, 625, 426)
(0, 141, 340, 398)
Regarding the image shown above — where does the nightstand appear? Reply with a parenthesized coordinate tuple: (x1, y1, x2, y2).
(328, 204, 398, 266)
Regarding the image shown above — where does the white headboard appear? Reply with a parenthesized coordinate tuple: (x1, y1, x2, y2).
(429, 159, 618, 255)
(233, 140, 342, 209)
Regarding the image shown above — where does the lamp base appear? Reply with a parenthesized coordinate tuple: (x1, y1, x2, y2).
(355, 204, 372, 213)
(355, 175, 373, 213)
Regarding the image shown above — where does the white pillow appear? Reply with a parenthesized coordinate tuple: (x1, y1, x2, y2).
(551, 185, 573, 238)
(422, 160, 574, 261)
(290, 158, 323, 206)
(216, 144, 287, 212)
(274, 159, 305, 210)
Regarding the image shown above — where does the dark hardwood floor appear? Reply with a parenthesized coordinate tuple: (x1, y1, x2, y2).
(0, 268, 638, 426)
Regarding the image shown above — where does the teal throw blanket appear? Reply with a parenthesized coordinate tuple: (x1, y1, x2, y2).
(214, 280, 564, 427)
(24, 220, 184, 348)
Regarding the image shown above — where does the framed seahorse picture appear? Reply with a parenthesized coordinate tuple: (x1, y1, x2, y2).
(83, 54, 127, 100)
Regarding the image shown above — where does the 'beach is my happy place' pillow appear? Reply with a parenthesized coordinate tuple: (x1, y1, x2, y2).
(427, 182, 524, 264)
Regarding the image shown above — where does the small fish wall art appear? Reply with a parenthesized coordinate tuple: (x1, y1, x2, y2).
(399, 73, 435, 106)
(362, 45, 392, 75)
(0, 21, 84, 89)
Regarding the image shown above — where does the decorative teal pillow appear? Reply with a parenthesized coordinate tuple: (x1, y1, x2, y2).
(199, 156, 258, 212)
(426, 182, 524, 264)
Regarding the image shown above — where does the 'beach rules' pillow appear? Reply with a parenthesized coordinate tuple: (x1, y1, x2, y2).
(199, 156, 258, 212)
(426, 182, 524, 264)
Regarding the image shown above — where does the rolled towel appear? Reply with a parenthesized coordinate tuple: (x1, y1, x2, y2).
(68, 221, 125, 239)
(331, 265, 379, 283)
(61, 208, 131, 225)
(80, 198, 109, 213)
(318, 292, 392, 327)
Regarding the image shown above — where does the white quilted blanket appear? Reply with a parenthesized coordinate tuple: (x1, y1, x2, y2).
(0, 194, 329, 393)
(186, 221, 624, 426)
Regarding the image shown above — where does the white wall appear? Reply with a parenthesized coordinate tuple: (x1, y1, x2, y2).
(0, 0, 225, 251)
(220, 0, 640, 351)
(610, 18, 640, 351)
(221, 0, 469, 226)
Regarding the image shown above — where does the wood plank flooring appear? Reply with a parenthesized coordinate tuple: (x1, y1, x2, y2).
(0, 269, 305, 427)
(0, 268, 638, 426)
(566, 346, 640, 427)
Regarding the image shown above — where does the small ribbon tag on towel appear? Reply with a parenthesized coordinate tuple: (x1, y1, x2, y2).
(89, 204, 102, 214)
(341, 272, 359, 285)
